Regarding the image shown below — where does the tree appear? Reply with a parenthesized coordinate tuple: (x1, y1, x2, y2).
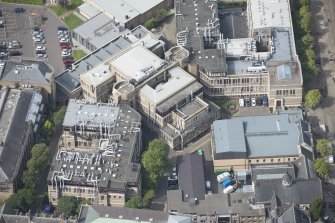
(143, 18, 158, 30)
(316, 139, 333, 156)
(52, 106, 67, 126)
(302, 34, 314, 48)
(142, 189, 155, 208)
(314, 158, 330, 179)
(299, 5, 312, 33)
(56, 196, 78, 217)
(304, 89, 321, 109)
(27, 143, 50, 171)
(42, 120, 55, 144)
(310, 198, 325, 220)
(7, 189, 36, 212)
(125, 196, 144, 209)
(141, 139, 169, 185)
(22, 169, 38, 189)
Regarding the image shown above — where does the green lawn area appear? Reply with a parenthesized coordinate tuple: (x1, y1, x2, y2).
(48, 0, 83, 17)
(4, 0, 44, 5)
(63, 13, 84, 30)
(212, 98, 238, 116)
(73, 50, 86, 60)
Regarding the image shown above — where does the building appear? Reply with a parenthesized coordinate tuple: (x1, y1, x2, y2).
(252, 155, 322, 208)
(136, 66, 220, 149)
(72, 12, 130, 52)
(0, 88, 43, 199)
(167, 154, 266, 223)
(211, 110, 313, 171)
(47, 100, 142, 207)
(0, 60, 55, 103)
(56, 26, 164, 104)
(0, 204, 74, 223)
(81, 0, 173, 29)
(175, 0, 303, 108)
(78, 205, 192, 223)
(266, 204, 311, 223)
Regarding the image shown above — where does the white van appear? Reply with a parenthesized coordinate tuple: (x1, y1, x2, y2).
(223, 185, 235, 194)
(205, 181, 211, 190)
(216, 172, 230, 183)
(239, 98, 244, 107)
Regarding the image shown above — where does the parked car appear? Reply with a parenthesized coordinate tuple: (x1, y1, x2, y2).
(8, 41, 20, 49)
(223, 185, 236, 194)
(33, 33, 44, 39)
(245, 98, 251, 107)
(13, 7, 25, 13)
(262, 95, 268, 106)
(217, 172, 230, 183)
(62, 55, 74, 60)
(58, 34, 69, 39)
(60, 44, 71, 49)
(36, 51, 47, 58)
(8, 50, 21, 56)
(63, 58, 75, 64)
(251, 98, 256, 106)
(57, 26, 68, 31)
(65, 64, 72, 70)
(62, 48, 72, 53)
(59, 38, 69, 44)
(239, 98, 244, 107)
(33, 38, 45, 44)
(36, 46, 46, 51)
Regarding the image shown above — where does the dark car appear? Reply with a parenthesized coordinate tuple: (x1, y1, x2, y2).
(245, 98, 251, 107)
(262, 95, 268, 106)
(65, 64, 72, 70)
(62, 55, 74, 60)
(63, 59, 75, 64)
(13, 8, 25, 13)
(8, 50, 21, 56)
(57, 26, 68, 31)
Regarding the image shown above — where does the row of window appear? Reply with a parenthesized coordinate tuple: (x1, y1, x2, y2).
(276, 89, 296, 96)
(248, 157, 296, 163)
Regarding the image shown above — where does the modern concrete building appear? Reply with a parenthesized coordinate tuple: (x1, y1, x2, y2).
(0, 60, 55, 103)
(175, 0, 303, 108)
(211, 110, 313, 171)
(47, 99, 142, 207)
(136, 66, 221, 149)
(81, 0, 173, 29)
(78, 205, 192, 223)
(56, 26, 164, 104)
(0, 88, 43, 199)
(72, 12, 130, 52)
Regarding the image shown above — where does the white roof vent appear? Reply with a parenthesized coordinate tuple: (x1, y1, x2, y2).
(135, 217, 140, 221)
(119, 215, 123, 219)
(14, 70, 19, 74)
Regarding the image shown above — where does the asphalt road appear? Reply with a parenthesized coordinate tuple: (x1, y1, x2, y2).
(0, 3, 66, 75)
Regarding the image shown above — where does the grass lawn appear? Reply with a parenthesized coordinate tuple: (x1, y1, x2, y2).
(4, 0, 44, 5)
(63, 13, 84, 30)
(212, 98, 238, 116)
(48, 0, 83, 17)
(72, 50, 86, 60)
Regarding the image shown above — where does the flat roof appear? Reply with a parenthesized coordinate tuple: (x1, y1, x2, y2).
(212, 113, 308, 158)
(249, 0, 292, 29)
(56, 26, 162, 93)
(80, 63, 112, 87)
(111, 45, 165, 83)
(73, 12, 130, 50)
(90, 0, 164, 24)
(78, 2, 101, 18)
(63, 99, 120, 127)
(139, 66, 196, 105)
(224, 38, 255, 57)
(175, 97, 207, 118)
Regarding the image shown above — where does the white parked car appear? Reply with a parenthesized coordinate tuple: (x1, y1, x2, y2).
(239, 98, 244, 107)
(59, 38, 69, 43)
(36, 46, 46, 51)
(36, 52, 47, 58)
(34, 38, 45, 44)
(58, 34, 69, 39)
(251, 98, 256, 106)
(62, 51, 71, 57)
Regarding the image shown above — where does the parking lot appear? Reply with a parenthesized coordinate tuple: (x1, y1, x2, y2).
(0, 3, 68, 74)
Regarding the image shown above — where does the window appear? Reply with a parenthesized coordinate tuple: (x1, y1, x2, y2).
(114, 195, 116, 198)
(256, 160, 259, 163)
(101, 196, 104, 200)
(119, 196, 122, 199)
(288, 158, 291, 161)
(248, 160, 251, 163)
(271, 159, 274, 162)
(68, 142, 71, 147)
(263, 159, 266, 162)
(278, 159, 281, 162)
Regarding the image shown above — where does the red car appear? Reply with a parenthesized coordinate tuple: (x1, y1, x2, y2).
(63, 58, 75, 64)
(60, 44, 71, 50)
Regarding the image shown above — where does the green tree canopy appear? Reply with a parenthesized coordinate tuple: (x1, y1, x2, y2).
(56, 196, 78, 217)
(28, 143, 50, 170)
(141, 139, 169, 184)
(125, 196, 144, 209)
(310, 198, 325, 220)
(76, 199, 91, 215)
(305, 89, 321, 109)
(42, 120, 55, 143)
(143, 18, 158, 30)
(314, 158, 330, 179)
(316, 139, 333, 156)
(302, 34, 314, 48)
(7, 189, 36, 213)
(52, 106, 67, 126)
